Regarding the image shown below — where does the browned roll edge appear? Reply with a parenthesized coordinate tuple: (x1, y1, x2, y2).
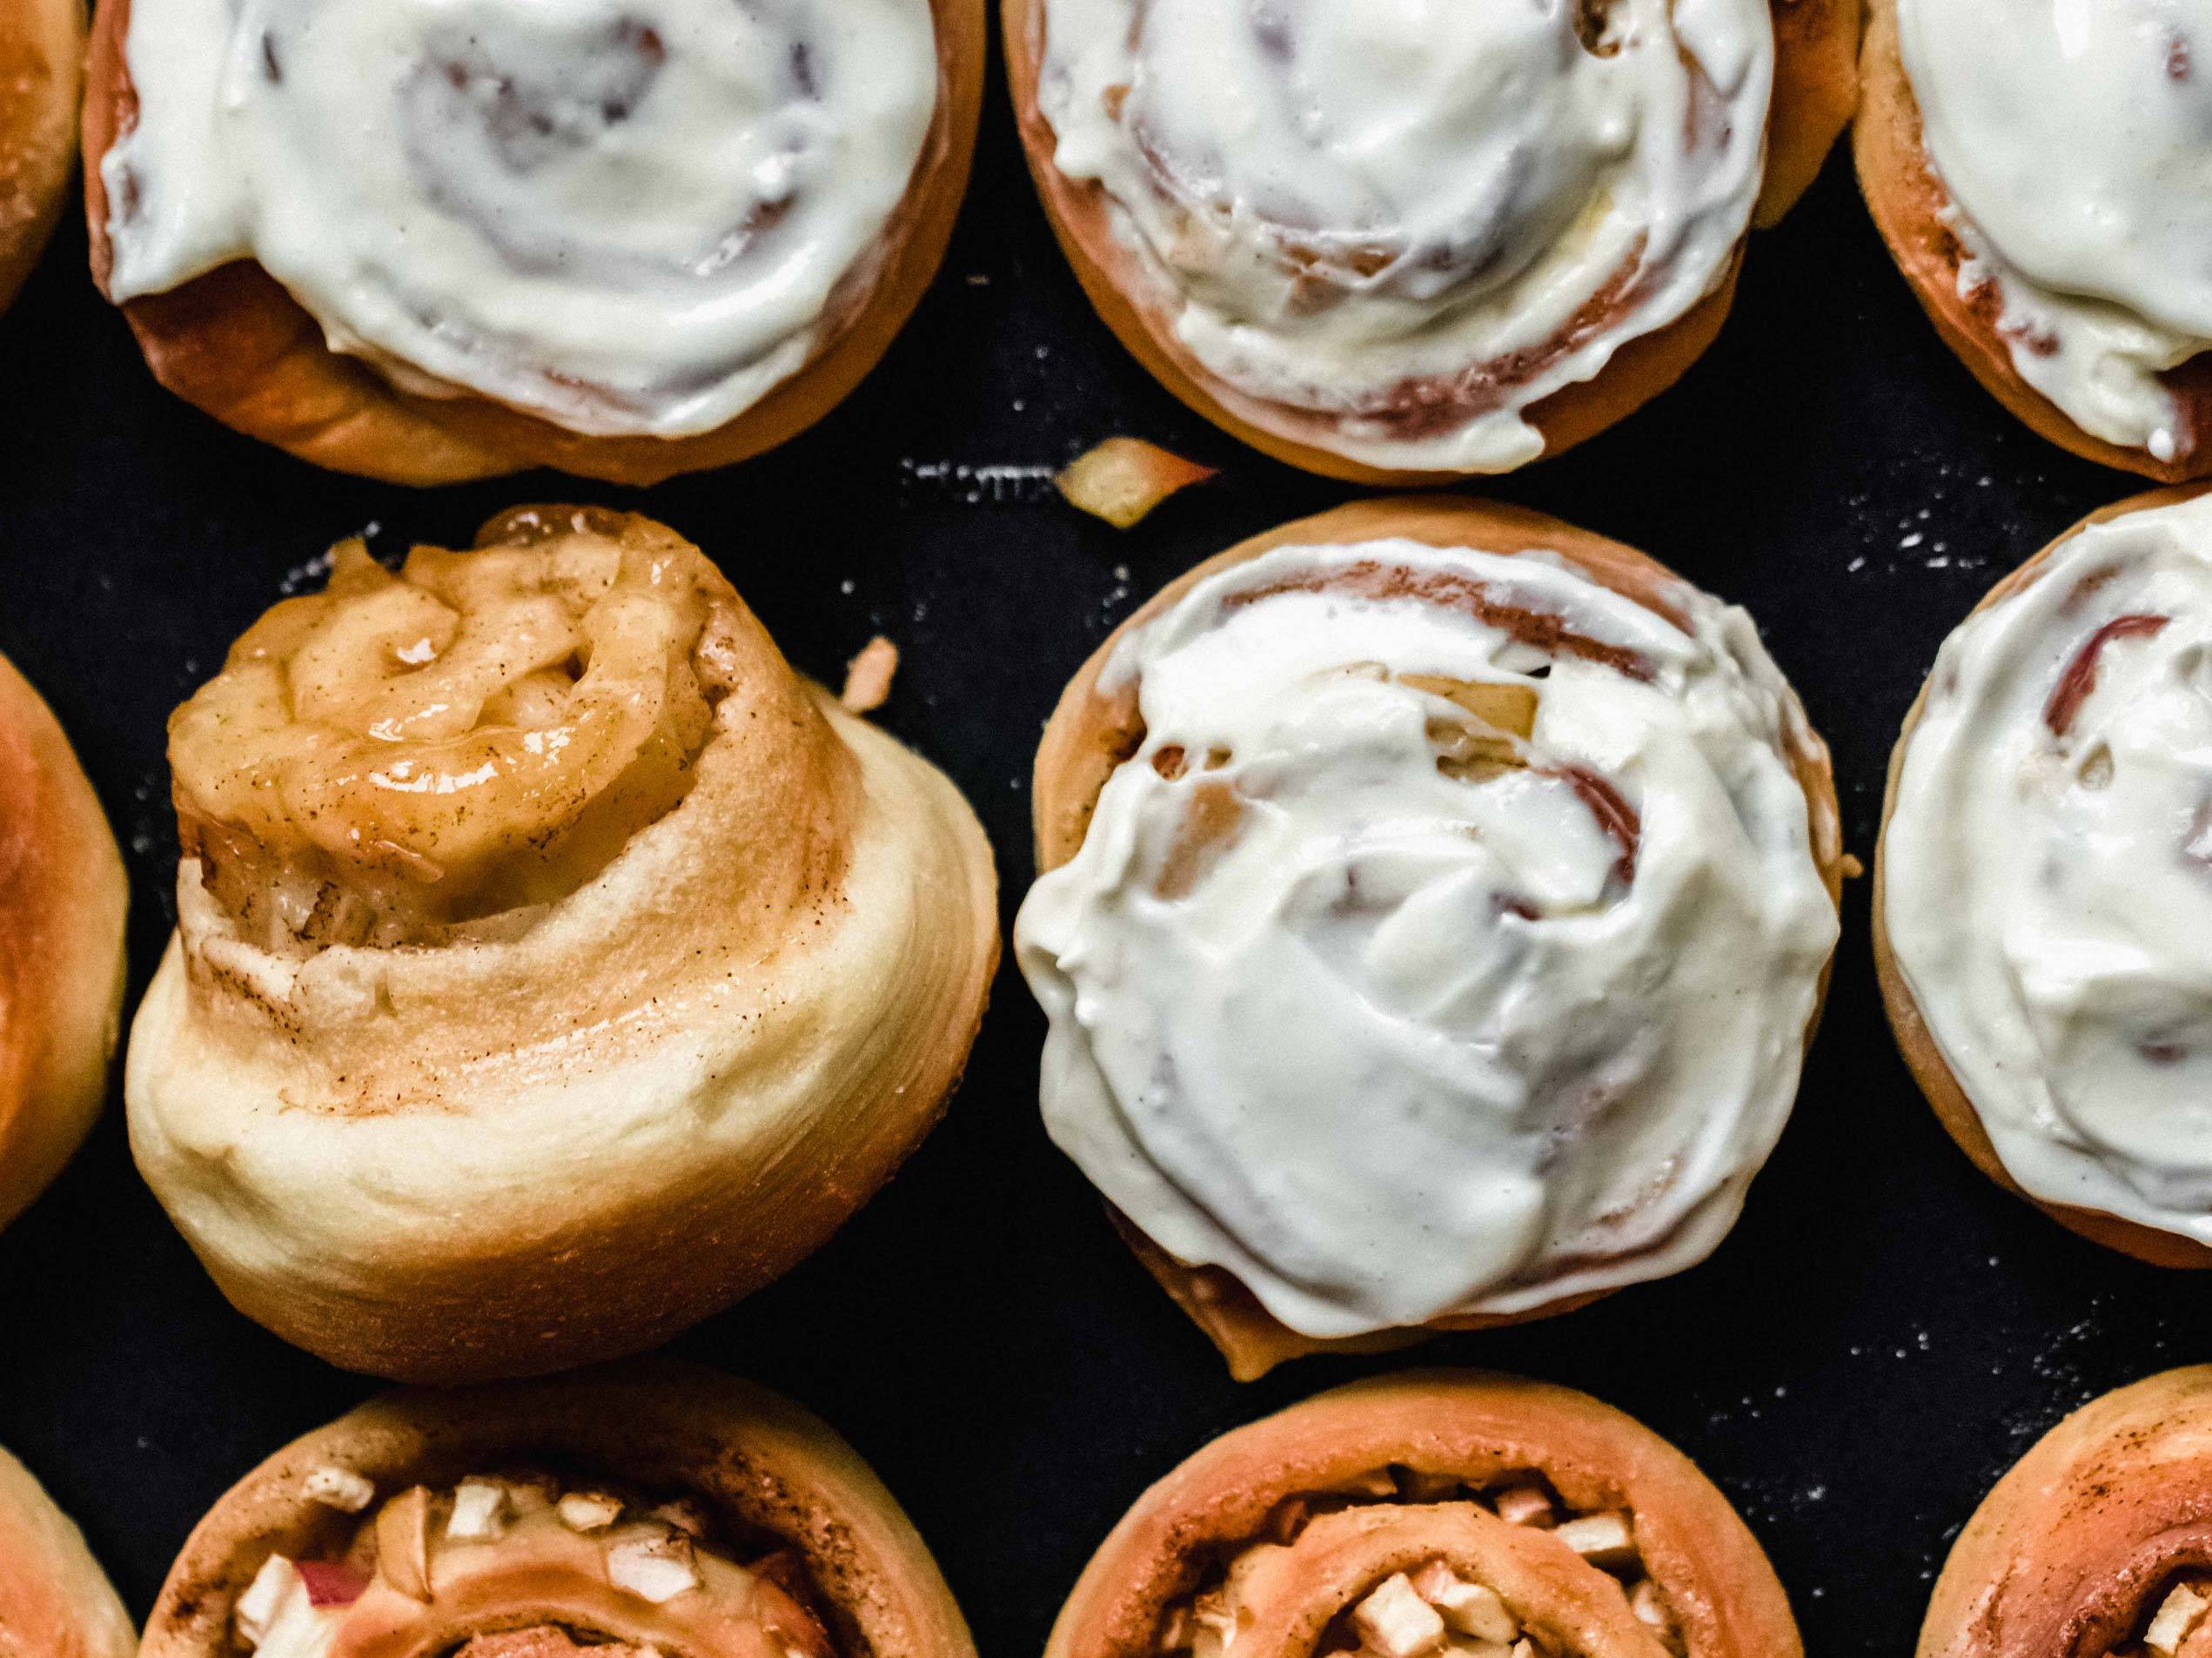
(1872, 480, 2212, 1269)
(142, 1361, 976, 1658)
(78, 0, 986, 485)
(0, 649, 129, 1237)
(1048, 1370, 1801, 1658)
(1853, 0, 2212, 483)
(1002, 0, 1863, 486)
(0, 1444, 137, 1658)
(1919, 1366, 2212, 1658)
(1030, 496, 1848, 1378)
(0, 0, 84, 315)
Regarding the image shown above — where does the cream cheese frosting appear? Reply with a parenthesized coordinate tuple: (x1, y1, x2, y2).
(100, 0, 939, 438)
(1886, 493, 2212, 1243)
(1895, 0, 2212, 462)
(1014, 539, 1838, 1337)
(1033, 0, 1774, 472)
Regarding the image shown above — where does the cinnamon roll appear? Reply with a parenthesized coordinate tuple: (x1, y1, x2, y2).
(1877, 485, 2212, 1267)
(0, 0, 83, 314)
(0, 1444, 135, 1658)
(1015, 498, 1845, 1379)
(1051, 1371, 1799, 1658)
(124, 507, 999, 1381)
(83, 0, 983, 484)
(1858, 0, 2212, 480)
(141, 1363, 975, 1658)
(1005, 0, 1860, 483)
(1920, 1366, 2212, 1658)
(0, 648, 129, 1236)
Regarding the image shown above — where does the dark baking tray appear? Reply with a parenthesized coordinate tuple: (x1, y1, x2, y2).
(0, 47, 2191, 1658)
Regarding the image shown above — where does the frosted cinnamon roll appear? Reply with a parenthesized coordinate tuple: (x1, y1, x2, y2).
(1005, 0, 1860, 482)
(0, 1445, 135, 1658)
(1920, 1366, 2212, 1658)
(0, 649, 129, 1236)
(1052, 1372, 1800, 1658)
(1016, 499, 1844, 1379)
(125, 507, 998, 1381)
(1878, 486, 2212, 1267)
(0, 0, 84, 314)
(1858, 0, 2212, 480)
(142, 1364, 975, 1658)
(83, 0, 983, 484)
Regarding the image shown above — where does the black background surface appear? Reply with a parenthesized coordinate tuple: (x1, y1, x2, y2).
(0, 42, 2190, 1658)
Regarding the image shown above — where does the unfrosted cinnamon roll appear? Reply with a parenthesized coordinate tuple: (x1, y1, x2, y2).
(125, 507, 998, 1381)
(1052, 1371, 1799, 1658)
(83, 0, 983, 484)
(1015, 499, 1845, 1379)
(1877, 485, 2212, 1267)
(0, 648, 129, 1236)
(1858, 0, 2212, 480)
(1005, 0, 1860, 482)
(141, 1363, 974, 1658)
(0, 0, 83, 314)
(1920, 1366, 2212, 1658)
(0, 1444, 135, 1658)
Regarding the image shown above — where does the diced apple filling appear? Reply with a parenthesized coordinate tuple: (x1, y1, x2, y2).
(228, 1473, 835, 1658)
(2131, 1579, 2212, 1658)
(1055, 439, 1217, 529)
(301, 1467, 377, 1514)
(1160, 1470, 1681, 1658)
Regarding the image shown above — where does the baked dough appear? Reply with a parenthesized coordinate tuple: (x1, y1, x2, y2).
(1856, 0, 2212, 480)
(126, 507, 998, 1380)
(0, 649, 129, 1235)
(1019, 497, 1846, 1377)
(81, 0, 985, 485)
(0, 1444, 135, 1658)
(1875, 482, 2212, 1268)
(1005, 0, 1860, 482)
(140, 1361, 975, 1658)
(0, 0, 83, 314)
(1051, 1371, 1800, 1658)
(1920, 1366, 2212, 1658)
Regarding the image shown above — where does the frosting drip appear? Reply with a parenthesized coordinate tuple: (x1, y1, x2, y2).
(1896, 0, 2212, 461)
(1034, 0, 1773, 472)
(1887, 493, 2212, 1242)
(102, 0, 939, 437)
(1015, 539, 1837, 1337)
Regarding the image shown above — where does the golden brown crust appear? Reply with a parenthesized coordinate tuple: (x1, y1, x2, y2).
(1919, 1366, 2212, 1658)
(1032, 496, 1847, 1377)
(1873, 481, 2212, 1269)
(0, 0, 84, 315)
(1853, 0, 2212, 483)
(1003, 1, 1860, 485)
(1758, 0, 1865, 227)
(0, 650, 129, 1236)
(141, 1362, 975, 1658)
(1048, 1371, 1801, 1658)
(125, 507, 998, 1383)
(0, 1445, 137, 1658)
(80, 0, 985, 485)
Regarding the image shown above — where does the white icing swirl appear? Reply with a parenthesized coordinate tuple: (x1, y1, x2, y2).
(1887, 493, 2212, 1242)
(1034, 0, 1773, 473)
(101, 0, 939, 438)
(1895, 0, 2212, 462)
(1014, 538, 1838, 1337)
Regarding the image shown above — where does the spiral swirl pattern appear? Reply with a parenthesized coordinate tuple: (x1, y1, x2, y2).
(103, 0, 939, 435)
